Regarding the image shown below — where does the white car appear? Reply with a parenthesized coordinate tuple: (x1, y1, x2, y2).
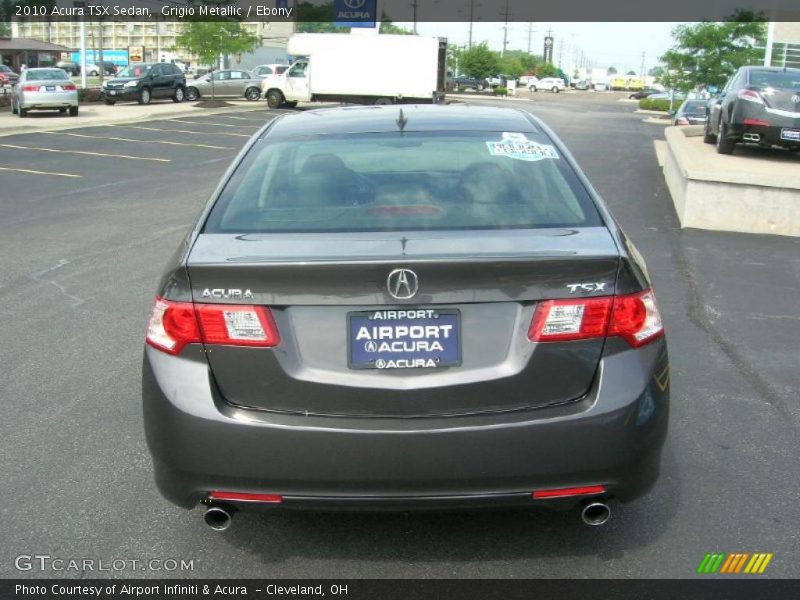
(251, 63, 290, 78)
(519, 75, 539, 87)
(529, 77, 565, 93)
(593, 82, 609, 92)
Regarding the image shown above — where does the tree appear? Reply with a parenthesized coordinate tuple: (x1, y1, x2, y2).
(175, 22, 259, 102)
(659, 11, 766, 91)
(459, 43, 499, 80)
(534, 62, 558, 78)
(607, 66, 618, 75)
(626, 70, 636, 76)
(379, 20, 413, 35)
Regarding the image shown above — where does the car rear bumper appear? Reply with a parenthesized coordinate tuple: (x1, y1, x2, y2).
(143, 338, 669, 511)
(729, 122, 800, 148)
(20, 91, 78, 109)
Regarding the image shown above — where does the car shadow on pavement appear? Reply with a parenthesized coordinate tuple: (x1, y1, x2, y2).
(214, 444, 681, 569)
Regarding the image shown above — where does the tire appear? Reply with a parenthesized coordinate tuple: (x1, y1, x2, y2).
(702, 119, 716, 144)
(716, 120, 735, 155)
(69, 106, 78, 117)
(476, 84, 484, 91)
(185, 87, 199, 101)
(284, 101, 298, 108)
(172, 86, 185, 103)
(104, 99, 116, 105)
(529, 85, 537, 92)
(244, 87, 261, 101)
(11, 100, 18, 115)
(90, 70, 98, 76)
(266, 89, 284, 109)
(138, 87, 151, 105)
(552, 87, 559, 93)
(19, 107, 27, 118)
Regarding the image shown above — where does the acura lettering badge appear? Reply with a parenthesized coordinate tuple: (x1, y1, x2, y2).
(387, 269, 419, 300)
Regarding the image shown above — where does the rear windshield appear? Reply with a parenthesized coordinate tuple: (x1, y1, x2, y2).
(27, 69, 69, 81)
(681, 101, 707, 112)
(203, 130, 602, 234)
(749, 70, 800, 89)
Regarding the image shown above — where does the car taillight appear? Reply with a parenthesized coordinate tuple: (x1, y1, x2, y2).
(146, 297, 280, 355)
(743, 118, 769, 126)
(677, 117, 690, 125)
(737, 89, 764, 104)
(528, 289, 664, 348)
(62, 83, 76, 91)
(22, 85, 40, 92)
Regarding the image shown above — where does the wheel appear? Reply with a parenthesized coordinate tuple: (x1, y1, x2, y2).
(185, 87, 199, 101)
(19, 107, 27, 118)
(716, 120, 735, 155)
(702, 119, 716, 144)
(284, 101, 298, 108)
(529, 85, 537, 92)
(374, 97, 392, 105)
(11, 100, 18, 115)
(552, 87, 559, 93)
(244, 87, 261, 101)
(476, 84, 484, 91)
(138, 87, 151, 105)
(172, 86, 185, 103)
(90, 70, 98, 76)
(104, 99, 116, 105)
(266, 89, 284, 109)
(69, 106, 78, 116)
(59, 107, 67, 113)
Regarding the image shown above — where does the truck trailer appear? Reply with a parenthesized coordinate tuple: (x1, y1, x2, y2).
(261, 33, 447, 108)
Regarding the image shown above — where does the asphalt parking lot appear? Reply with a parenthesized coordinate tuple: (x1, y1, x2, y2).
(1, 95, 798, 579)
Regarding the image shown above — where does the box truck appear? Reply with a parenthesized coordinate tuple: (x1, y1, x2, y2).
(261, 33, 448, 108)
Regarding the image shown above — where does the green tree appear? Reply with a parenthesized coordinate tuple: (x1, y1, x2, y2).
(659, 11, 766, 91)
(533, 62, 558, 78)
(459, 43, 499, 79)
(379, 20, 413, 35)
(607, 66, 618, 75)
(175, 22, 259, 102)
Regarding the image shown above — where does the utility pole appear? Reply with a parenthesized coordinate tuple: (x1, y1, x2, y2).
(557, 38, 563, 68)
(465, 0, 478, 49)
(640, 51, 646, 76)
(500, 0, 510, 57)
(410, 0, 419, 34)
(527, 22, 535, 55)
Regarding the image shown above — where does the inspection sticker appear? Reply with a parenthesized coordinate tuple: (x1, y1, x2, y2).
(486, 133, 559, 161)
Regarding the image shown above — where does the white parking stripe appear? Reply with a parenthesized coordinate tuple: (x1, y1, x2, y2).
(168, 119, 252, 128)
(218, 115, 269, 121)
(0, 143, 170, 162)
(110, 125, 251, 138)
(0, 166, 82, 178)
(40, 131, 232, 150)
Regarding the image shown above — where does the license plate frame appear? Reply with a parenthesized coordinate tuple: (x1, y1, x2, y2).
(780, 128, 800, 142)
(347, 308, 462, 370)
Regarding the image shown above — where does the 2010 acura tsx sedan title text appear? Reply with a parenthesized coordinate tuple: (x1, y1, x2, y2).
(142, 105, 669, 530)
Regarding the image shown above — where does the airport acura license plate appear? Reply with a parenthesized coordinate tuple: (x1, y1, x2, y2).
(781, 128, 800, 142)
(348, 309, 461, 369)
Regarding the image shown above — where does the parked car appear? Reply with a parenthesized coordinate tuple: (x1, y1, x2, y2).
(142, 104, 668, 531)
(251, 63, 289, 78)
(704, 65, 800, 154)
(10, 68, 78, 117)
(101, 62, 186, 105)
(645, 91, 687, 102)
(519, 75, 538, 87)
(86, 61, 118, 76)
(453, 75, 484, 91)
(486, 74, 515, 88)
(673, 99, 708, 125)
(628, 88, 659, 100)
(185, 69, 263, 102)
(574, 80, 590, 91)
(56, 61, 81, 76)
(529, 77, 565, 93)
(593, 82, 608, 92)
(0, 65, 19, 87)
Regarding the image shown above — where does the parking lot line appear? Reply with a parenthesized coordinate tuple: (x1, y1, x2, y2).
(217, 115, 268, 121)
(0, 166, 82, 178)
(111, 125, 251, 138)
(40, 131, 232, 150)
(168, 119, 252, 128)
(0, 143, 170, 162)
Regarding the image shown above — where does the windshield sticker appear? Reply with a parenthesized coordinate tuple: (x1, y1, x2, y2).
(487, 135, 559, 161)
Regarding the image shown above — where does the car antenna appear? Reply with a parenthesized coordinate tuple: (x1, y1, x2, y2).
(396, 108, 407, 133)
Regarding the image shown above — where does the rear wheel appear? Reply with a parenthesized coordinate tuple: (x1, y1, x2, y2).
(69, 106, 79, 117)
(716, 120, 735, 155)
(138, 87, 151, 105)
(266, 89, 284, 109)
(529, 85, 537, 92)
(245, 87, 261, 101)
(702, 119, 716, 144)
(185, 87, 199, 101)
(552, 87, 559, 93)
(104, 99, 116, 105)
(11, 100, 18, 115)
(19, 107, 27, 118)
(172, 86, 185, 103)
(284, 101, 298, 108)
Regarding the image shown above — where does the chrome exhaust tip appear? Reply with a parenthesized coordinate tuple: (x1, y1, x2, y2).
(204, 505, 233, 531)
(743, 133, 761, 143)
(581, 500, 611, 526)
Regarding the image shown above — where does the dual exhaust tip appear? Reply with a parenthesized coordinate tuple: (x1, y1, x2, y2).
(743, 133, 761, 143)
(203, 499, 611, 530)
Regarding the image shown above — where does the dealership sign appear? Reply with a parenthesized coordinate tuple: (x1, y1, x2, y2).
(334, 0, 377, 28)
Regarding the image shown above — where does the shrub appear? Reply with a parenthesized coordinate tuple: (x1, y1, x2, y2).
(638, 97, 673, 112)
(78, 87, 104, 103)
(493, 86, 508, 96)
(457, 86, 466, 93)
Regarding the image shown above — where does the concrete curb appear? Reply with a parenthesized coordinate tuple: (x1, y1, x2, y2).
(0, 102, 269, 138)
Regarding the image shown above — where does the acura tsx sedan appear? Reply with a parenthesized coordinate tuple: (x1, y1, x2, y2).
(143, 105, 669, 530)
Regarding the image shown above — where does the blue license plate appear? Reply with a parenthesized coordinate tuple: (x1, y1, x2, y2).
(348, 309, 461, 370)
(780, 128, 800, 142)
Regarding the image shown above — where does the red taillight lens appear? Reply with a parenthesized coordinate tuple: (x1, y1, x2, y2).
(62, 83, 76, 91)
(737, 89, 764, 104)
(743, 118, 769, 126)
(22, 85, 40, 92)
(209, 491, 283, 503)
(528, 289, 664, 348)
(532, 485, 606, 499)
(677, 117, 690, 125)
(145, 297, 280, 355)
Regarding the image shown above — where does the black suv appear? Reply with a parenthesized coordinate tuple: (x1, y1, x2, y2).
(56, 61, 81, 76)
(101, 62, 186, 105)
(705, 66, 800, 154)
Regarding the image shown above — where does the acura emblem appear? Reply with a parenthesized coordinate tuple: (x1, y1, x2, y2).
(792, 94, 800, 103)
(387, 269, 418, 300)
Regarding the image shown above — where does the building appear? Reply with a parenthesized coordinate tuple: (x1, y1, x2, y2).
(11, 21, 294, 68)
(0, 36, 73, 70)
(766, 18, 800, 68)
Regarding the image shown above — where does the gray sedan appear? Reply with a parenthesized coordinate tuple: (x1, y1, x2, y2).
(11, 68, 79, 117)
(185, 69, 262, 101)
